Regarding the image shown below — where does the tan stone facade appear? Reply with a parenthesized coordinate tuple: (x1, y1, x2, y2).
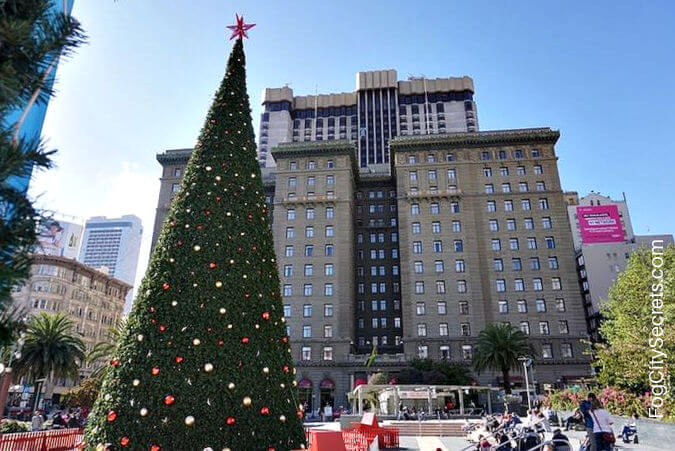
(12, 254, 130, 395)
(151, 128, 592, 410)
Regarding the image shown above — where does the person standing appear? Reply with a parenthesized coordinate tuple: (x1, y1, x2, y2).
(30, 411, 44, 432)
(588, 394, 614, 451)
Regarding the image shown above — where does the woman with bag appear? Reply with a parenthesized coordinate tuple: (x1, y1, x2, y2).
(588, 394, 615, 450)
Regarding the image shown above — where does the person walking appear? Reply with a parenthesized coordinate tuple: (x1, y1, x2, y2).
(588, 394, 615, 451)
(579, 394, 597, 451)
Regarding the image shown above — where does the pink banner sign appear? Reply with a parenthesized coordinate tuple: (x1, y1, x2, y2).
(577, 205, 624, 244)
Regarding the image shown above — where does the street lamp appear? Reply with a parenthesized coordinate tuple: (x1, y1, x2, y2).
(518, 356, 532, 411)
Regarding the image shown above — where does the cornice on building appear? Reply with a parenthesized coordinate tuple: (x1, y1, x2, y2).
(272, 140, 359, 179)
(390, 127, 560, 151)
(32, 254, 132, 294)
(156, 148, 192, 165)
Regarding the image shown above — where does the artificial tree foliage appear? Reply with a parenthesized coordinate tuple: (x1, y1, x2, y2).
(85, 37, 306, 451)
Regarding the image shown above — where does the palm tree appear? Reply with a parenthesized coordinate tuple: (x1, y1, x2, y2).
(473, 323, 535, 393)
(13, 313, 86, 404)
(86, 320, 125, 378)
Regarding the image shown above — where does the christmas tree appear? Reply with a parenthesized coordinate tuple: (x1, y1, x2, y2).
(85, 17, 306, 451)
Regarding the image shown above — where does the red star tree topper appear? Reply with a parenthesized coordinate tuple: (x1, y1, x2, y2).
(227, 13, 255, 40)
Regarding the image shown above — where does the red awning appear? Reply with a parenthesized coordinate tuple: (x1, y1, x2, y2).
(354, 378, 367, 387)
(320, 378, 335, 389)
(298, 378, 313, 388)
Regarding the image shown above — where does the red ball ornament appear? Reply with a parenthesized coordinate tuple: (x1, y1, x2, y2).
(218, 340, 224, 346)
(106, 410, 117, 422)
(297, 410, 304, 419)
(247, 214, 253, 220)
(241, 337, 250, 344)
(216, 196, 222, 201)
(151, 367, 160, 376)
(148, 306, 156, 313)
(252, 245, 258, 251)
(282, 365, 290, 373)
(281, 336, 289, 343)
(261, 312, 270, 320)
(150, 445, 161, 451)
(159, 324, 166, 332)
(209, 262, 217, 269)
(164, 394, 175, 406)
(226, 416, 235, 426)
(244, 293, 251, 299)
(177, 239, 183, 246)
(260, 406, 269, 415)
(205, 210, 211, 216)
(196, 224, 203, 230)
(111, 358, 121, 368)
(174, 356, 184, 363)
(120, 437, 130, 447)
(161, 283, 170, 291)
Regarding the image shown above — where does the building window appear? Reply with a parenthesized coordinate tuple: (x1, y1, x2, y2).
(433, 241, 443, 252)
(489, 219, 499, 231)
(417, 324, 427, 337)
(455, 260, 465, 273)
(435, 260, 445, 273)
(538, 198, 549, 210)
(509, 238, 519, 250)
(552, 277, 562, 290)
(487, 201, 496, 212)
(283, 284, 292, 296)
(283, 304, 291, 317)
(305, 226, 314, 238)
(436, 280, 446, 293)
(462, 345, 473, 360)
(459, 301, 469, 315)
(539, 321, 550, 335)
(325, 226, 334, 237)
(520, 321, 530, 335)
(285, 246, 294, 257)
(460, 323, 471, 336)
(437, 301, 447, 315)
(561, 343, 573, 358)
(302, 346, 311, 361)
(324, 304, 333, 317)
(323, 347, 333, 361)
(483, 167, 492, 177)
(304, 245, 314, 257)
(411, 204, 420, 215)
(500, 167, 509, 176)
(548, 257, 559, 270)
(303, 284, 313, 296)
(439, 323, 449, 336)
(502, 183, 511, 193)
(447, 168, 456, 179)
(414, 261, 424, 274)
(413, 241, 422, 254)
(452, 220, 461, 232)
(491, 239, 501, 251)
(432, 222, 441, 234)
(306, 208, 315, 219)
(286, 209, 295, 220)
(535, 299, 546, 312)
(416, 302, 426, 315)
(514, 279, 525, 291)
(171, 183, 180, 193)
(415, 282, 425, 294)
(324, 284, 333, 296)
(542, 344, 553, 359)
(530, 257, 541, 270)
(303, 325, 312, 338)
(498, 300, 508, 314)
(524, 217, 534, 230)
(496, 279, 506, 292)
(326, 207, 334, 219)
(283, 265, 293, 277)
(527, 237, 537, 249)
(485, 184, 494, 194)
(542, 217, 552, 229)
(418, 345, 429, 359)
(412, 222, 421, 234)
(430, 203, 440, 214)
(458, 280, 467, 293)
(556, 298, 566, 312)
(440, 346, 450, 360)
(521, 199, 531, 211)
(545, 237, 556, 249)
(325, 245, 334, 256)
(517, 299, 527, 313)
(559, 320, 569, 334)
(512, 258, 522, 271)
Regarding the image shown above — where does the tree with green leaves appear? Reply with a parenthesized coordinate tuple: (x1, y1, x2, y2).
(86, 320, 125, 379)
(473, 323, 535, 393)
(85, 28, 306, 450)
(0, 0, 85, 343)
(13, 312, 86, 400)
(594, 245, 674, 398)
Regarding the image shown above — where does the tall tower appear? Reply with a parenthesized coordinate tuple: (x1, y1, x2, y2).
(78, 215, 142, 312)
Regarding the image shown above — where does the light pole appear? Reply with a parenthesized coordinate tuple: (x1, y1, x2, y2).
(518, 356, 532, 411)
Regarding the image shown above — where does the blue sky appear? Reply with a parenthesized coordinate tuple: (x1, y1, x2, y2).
(34, 0, 675, 287)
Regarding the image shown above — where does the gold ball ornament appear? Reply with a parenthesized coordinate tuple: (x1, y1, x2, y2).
(140, 408, 148, 417)
(242, 396, 252, 406)
(228, 382, 235, 390)
(185, 416, 195, 426)
(204, 363, 214, 373)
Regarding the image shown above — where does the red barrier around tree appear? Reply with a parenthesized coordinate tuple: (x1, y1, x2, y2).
(0, 428, 84, 451)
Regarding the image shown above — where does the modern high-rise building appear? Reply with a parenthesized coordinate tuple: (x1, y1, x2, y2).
(78, 215, 142, 312)
(565, 192, 673, 340)
(257, 70, 477, 169)
(3, 0, 76, 193)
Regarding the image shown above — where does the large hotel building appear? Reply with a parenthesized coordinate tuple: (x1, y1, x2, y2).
(151, 70, 591, 411)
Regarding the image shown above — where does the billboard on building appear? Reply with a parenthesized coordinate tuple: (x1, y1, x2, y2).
(577, 205, 624, 244)
(37, 217, 83, 259)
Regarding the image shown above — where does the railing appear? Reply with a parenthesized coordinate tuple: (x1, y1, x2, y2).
(0, 428, 84, 451)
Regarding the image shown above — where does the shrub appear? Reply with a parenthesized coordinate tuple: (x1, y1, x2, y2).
(0, 420, 30, 433)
